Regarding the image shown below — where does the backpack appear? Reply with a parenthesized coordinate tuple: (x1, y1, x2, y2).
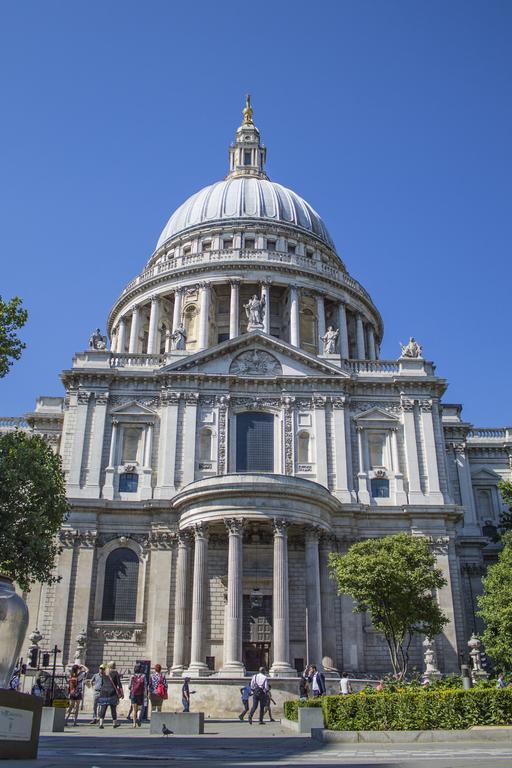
(155, 675, 168, 700)
(131, 674, 145, 697)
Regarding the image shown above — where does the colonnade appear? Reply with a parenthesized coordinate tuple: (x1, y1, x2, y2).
(112, 281, 378, 359)
(170, 520, 337, 677)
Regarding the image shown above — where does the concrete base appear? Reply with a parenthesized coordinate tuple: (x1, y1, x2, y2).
(0, 689, 43, 759)
(149, 712, 205, 735)
(297, 707, 324, 734)
(40, 706, 66, 733)
(313, 727, 512, 744)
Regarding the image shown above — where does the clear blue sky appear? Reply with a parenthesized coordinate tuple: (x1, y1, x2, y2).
(1, 0, 511, 425)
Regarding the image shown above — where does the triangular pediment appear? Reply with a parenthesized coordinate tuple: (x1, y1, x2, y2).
(471, 467, 501, 482)
(354, 406, 400, 424)
(110, 400, 156, 417)
(160, 330, 350, 379)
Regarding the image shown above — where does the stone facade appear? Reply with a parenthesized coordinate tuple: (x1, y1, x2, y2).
(3, 101, 511, 682)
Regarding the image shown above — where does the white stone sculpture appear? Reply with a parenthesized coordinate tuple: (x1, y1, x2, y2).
(244, 293, 265, 330)
(321, 326, 339, 354)
(171, 323, 187, 350)
(422, 636, 441, 680)
(468, 634, 488, 680)
(400, 337, 423, 359)
(74, 628, 87, 664)
(89, 328, 107, 350)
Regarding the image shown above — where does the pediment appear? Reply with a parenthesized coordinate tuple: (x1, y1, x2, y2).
(354, 406, 400, 425)
(471, 467, 501, 482)
(110, 400, 156, 418)
(160, 330, 349, 379)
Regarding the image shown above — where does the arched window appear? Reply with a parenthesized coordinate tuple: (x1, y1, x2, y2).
(200, 429, 212, 461)
(184, 304, 197, 345)
(298, 431, 310, 464)
(101, 548, 139, 621)
(119, 472, 138, 492)
(236, 412, 274, 472)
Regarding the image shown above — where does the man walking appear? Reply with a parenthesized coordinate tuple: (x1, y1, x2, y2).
(89, 664, 105, 724)
(310, 665, 326, 697)
(182, 677, 193, 712)
(248, 667, 269, 725)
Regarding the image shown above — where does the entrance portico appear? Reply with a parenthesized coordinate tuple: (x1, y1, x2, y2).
(171, 474, 341, 677)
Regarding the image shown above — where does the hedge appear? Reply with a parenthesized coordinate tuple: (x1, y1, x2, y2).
(284, 689, 512, 730)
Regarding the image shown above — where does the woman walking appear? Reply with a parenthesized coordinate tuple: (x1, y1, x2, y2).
(65, 663, 88, 726)
(149, 664, 168, 713)
(97, 665, 121, 729)
(129, 663, 147, 727)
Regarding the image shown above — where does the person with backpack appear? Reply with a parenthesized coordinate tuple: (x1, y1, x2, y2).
(149, 663, 168, 713)
(65, 663, 88, 726)
(97, 665, 121, 729)
(248, 667, 269, 725)
(129, 663, 147, 728)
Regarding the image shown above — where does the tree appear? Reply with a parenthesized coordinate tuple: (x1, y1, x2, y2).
(329, 533, 448, 679)
(477, 531, 512, 671)
(0, 295, 28, 378)
(498, 479, 512, 535)
(0, 431, 68, 591)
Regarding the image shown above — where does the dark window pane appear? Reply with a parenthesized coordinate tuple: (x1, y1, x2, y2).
(244, 150, 252, 165)
(119, 472, 138, 492)
(371, 478, 389, 498)
(217, 333, 229, 343)
(101, 548, 139, 621)
(236, 412, 274, 472)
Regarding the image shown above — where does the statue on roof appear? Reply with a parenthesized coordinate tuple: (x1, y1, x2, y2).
(89, 328, 107, 350)
(321, 326, 339, 354)
(171, 323, 187, 351)
(244, 293, 265, 330)
(242, 94, 254, 125)
(400, 337, 423, 359)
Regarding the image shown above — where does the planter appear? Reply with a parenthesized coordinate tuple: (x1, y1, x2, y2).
(0, 575, 29, 688)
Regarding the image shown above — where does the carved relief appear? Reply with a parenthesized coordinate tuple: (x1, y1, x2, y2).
(224, 517, 245, 535)
(217, 396, 228, 474)
(234, 396, 280, 410)
(230, 349, 282, 376)
(282, 397, 295, 476)
(161, 391, 181, 406)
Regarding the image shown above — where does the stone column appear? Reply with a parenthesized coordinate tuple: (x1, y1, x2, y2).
(454, 443, 480, 535)
(220, 518, 245, 675)
(433, 537, 462, 672)
(319, 534, 338, 672)
(198, 282, 210, 350)
(155, 391, 180, 499)
(128, 304, 140, 354)
(146, 533, 175, 669)
(171, 532, 191, 675)
(103, 419, 119, 500)
(313, 397, 328, 488)
(147, 295, 161, 354)
(419, 400, 444, 504)
(338, 302, 349, 359)
(229, 279, 240, 339)
(51, 531, 77, 665)
(116, 318, 127, 353)
(332, 397, 351, 503)
(356, 314, 366, 359)
(172, 288, 184, 334)
(390, 428, 407, 504)
(67, 532, 97, 663)
(401, 398, 424, 503)
(139, 422, 154, 500)
(85, 392, 109, 497)
(315, 293, 326, 353)
(304, 526, 322, 669)
(356, 426, 370, 504)
(67, 391, 91, 490)
(182, 394, 198, 485)
(289, 287, 300, 347)
(270, 520, 296, 676)
(367, 328, 376, 360)
(261, 280, 271, 334)
(187, 523, 210, 676)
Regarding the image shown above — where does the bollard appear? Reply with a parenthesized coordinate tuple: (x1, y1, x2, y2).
(461, 664, 472, 690)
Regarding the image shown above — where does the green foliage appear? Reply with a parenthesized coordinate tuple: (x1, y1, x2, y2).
(498, 480, 512, 535)
(477, 532, 512, 672)
(0, 296, 28, 378)
(329, 533, 448, 679)
(283, 700, 299, 721)
(0, 431, 69, 591)
(296, 689, 512, 730)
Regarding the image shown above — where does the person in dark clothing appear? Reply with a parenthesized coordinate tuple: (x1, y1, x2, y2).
(182, 677, 194, 712)
(238, 684, 252, 720)
(248, 667, 269, 725)
(97, 665, 121, 729)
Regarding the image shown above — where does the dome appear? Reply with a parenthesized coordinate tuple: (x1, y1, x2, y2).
(156, 177, 335, 251)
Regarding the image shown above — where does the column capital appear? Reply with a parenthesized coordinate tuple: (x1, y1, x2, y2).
(331, 396, 346, 410)
(418, 399, 433, 412)
(260, 277, 272, 287)
(150, 294, 160, 304)
(281, 395, 295, 410)
(272, 518, 289, 536)
(173, 286, 185, 296)
(224, 517, 245, 536)
(319, 531, 337, 550)
(229, 277, 241, 287)
(304, 524, 322, 541)
(312, 395, 327, 410)
(161, 390, 181, 406)
(198, 280, 210, 290)
(77, 390, 92, 405)
(131, 303, 140, 313)
(400, 398, 415, 412)
(192, 522, 209, 541)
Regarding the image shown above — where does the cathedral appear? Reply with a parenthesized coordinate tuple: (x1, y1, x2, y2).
(4, 98, 511, 700)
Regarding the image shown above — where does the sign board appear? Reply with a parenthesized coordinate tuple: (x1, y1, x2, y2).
(0, 706, 34, 742)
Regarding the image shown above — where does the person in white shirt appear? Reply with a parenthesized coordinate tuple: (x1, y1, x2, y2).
(339, 671, 352, 695)
(248, 667, 269, 725)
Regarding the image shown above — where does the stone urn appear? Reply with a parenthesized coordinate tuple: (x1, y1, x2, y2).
(0, 575, 29, 688)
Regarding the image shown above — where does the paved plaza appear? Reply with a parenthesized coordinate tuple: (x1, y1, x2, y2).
(3, 718, 512, 767)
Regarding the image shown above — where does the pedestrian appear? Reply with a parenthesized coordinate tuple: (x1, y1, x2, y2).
(89, 664, 105, 724)
(97, 665, 121, 729)
(238, 682, 252, 720)
(310, 665, 326, 697)
(31, 672, 48, 700)
(339, 671, 352, 695)
(182, 677, 194, 712)
(65, 663, 88, 726)
(496, 673, 506, 689)
(264, 684, 276, 722)
(149, 664, 168, 713)
(129, 663, 146, 728)
(9, 667, 21, 691)
(248, 666, 269, 725)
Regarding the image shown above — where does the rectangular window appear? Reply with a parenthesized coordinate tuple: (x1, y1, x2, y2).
(122, 428, 141, 463)
(267, 240, 276, 252)
(236, 412, 274, 472)
(183, 245, 191, 255)
(217, 332, 229, 343)
(244, 150, 252, 166)
(287, 244, 296, 255)
(368, 432, 386, 468)
(119, 472, 139, 493)
(202, 241, 211, 252)
(223, 238, 233, 250)
(371, 478, 389, 498)
(244, 238, 255, 250)
(206, 656, 215, 671)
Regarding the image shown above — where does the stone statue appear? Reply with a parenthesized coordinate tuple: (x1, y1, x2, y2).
(321, 326, 339, 354)
(400, 337, 422, 359)
(244, 293, 265, 330)
(422, 636, 441, 680)
(89, 328, 107, 350)
(74, 628, 87, 665)
(243, 94, 253, 125)
(171, 323, 187, 351)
